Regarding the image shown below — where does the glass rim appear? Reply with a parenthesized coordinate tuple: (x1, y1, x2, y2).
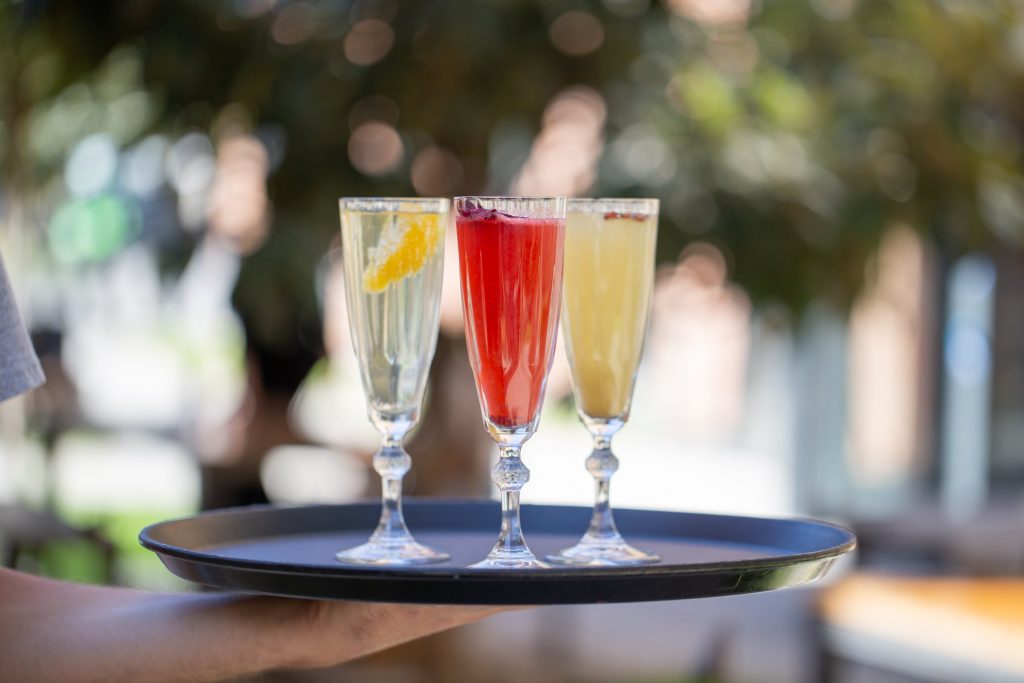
(339, 197, 450, 211)
(453, 195, 567, 204)
(453, 196, 566, 220)
(567, 197, 659, 212)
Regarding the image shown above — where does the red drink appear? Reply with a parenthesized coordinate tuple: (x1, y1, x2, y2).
(457, 207, 565, 429)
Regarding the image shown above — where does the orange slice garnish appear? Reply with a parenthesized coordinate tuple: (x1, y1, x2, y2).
(363, 213, 442, 293)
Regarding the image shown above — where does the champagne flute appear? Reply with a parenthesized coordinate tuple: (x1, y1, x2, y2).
(335, 197, 450, 565)
(455, 196, 566, 569)
(548, 198, 660, 566)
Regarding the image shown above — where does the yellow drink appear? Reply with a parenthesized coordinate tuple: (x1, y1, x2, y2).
(561, 204, 657, 420)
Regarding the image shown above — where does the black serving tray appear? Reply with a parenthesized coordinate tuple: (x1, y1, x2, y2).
(139, 499, 855, 605)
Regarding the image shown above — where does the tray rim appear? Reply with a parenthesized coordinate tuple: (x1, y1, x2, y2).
(139, 498, 857, 580)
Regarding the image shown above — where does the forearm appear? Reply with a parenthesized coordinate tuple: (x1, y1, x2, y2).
(0, 569, 304, 683)
(0, 568, 503, 682)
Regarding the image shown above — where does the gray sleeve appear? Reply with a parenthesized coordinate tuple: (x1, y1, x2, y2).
(0, 252, 44, 402)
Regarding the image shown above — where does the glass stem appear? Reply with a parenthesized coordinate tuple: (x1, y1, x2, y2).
(584, 435, 622, 542)
(493, 444, 530, 555)
(370, 438, 413, 542)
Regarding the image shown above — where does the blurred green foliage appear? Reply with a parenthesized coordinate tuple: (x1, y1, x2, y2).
(3, 0, 1023, 318)
(22, 538, 109, 584)
(51, 507, 193, 589)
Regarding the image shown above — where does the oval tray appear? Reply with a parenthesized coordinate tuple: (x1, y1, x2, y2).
(140, 499, 855, 605)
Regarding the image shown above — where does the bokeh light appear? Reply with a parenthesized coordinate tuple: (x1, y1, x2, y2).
(668, 0, 751, 27)
(65, 134, 118, 197)
(411, 146, 464, 196)
(348, 121, 404, 175)
(271, 3, 319, 45)
(206, 134, 270, 254)
(344, 19, 395, 66)
(811, 0, 858, 22)
(120, 135, 169, 198)
(233, 0, 276, 19)
(49, 195, 137, 264)
(549, 11, 605, 57)
(513, 86, 606, 196)
(166, 132, 216, 230)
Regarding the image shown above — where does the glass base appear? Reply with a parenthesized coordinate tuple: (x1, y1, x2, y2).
(335, 538, 450, 566)
(546, 536, 659, 567)
(470, 547, 550, 570)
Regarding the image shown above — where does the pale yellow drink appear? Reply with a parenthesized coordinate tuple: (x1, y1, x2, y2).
(561, 203, 658, 419)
